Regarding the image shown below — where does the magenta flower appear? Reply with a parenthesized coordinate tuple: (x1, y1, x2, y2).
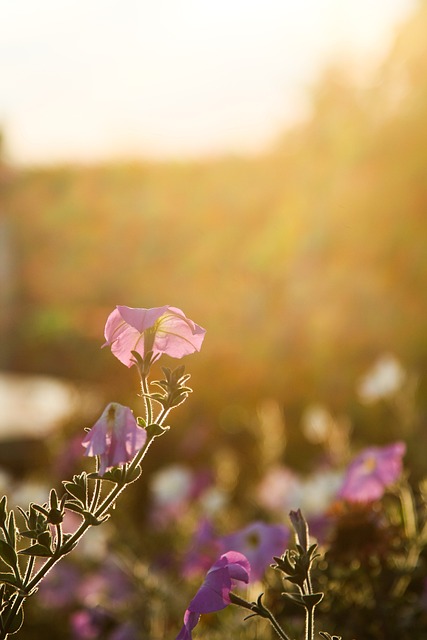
(176, 551, 250, 640)
(82, 403, 146, 476)
(220, 521, 289, 582)
(103, 305, 206, 367)
(338, 441, 406, 503)
(71, 608, 111, 640)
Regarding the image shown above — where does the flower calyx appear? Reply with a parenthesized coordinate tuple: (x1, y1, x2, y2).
(149, 366, 193, 412)
(273, 543, 319, 590)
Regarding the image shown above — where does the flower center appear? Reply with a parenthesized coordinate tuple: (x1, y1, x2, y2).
(246, 532, 260, 549)
(362, 455, 377, 474)
(143, 325, 157, 354)
(107, 403, 117, 424)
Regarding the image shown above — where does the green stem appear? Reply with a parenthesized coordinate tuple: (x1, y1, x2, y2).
(23, 556, 35, 584)
(55, 524, 62, 551)
(88, 478, 102, 513)
(399, 480, 417, 539)
(391, 481, 419, 598)
(140, 374, 153, 425)
(229, 593, 292, 640)
(306, 606, 315, 640)
(268, 611, 293, 640)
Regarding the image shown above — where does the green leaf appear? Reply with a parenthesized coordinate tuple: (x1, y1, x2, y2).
(283, 591, 324, 608)
(49, 489, 59, 510)
(124, 466, 142, 483)
(87, 468, 122, 483)
(19, 544, 53, 557)
(82, 511, 109, 526)
(130, 350, 144, 367)
(5, 605, 24, 634)
(0, 496, 7, 524)
(20, 531, 38, 540)
(37, 531, 52, 548)
(64, 501, 84, 515)
(146, 423, 169, 438)
(0, 540, 18, 569)
(7, 512, 17, 546)
(0, 573, 21, 589)
(63, 481, 86, 504)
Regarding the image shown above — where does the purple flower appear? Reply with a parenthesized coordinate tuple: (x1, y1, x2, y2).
(338, 441, 406, 503)
(182, 519, 221, 578)
(109, 623, 138, 640)
(220, 521, 289, 582)
(38, 562, 81, 608)
(82, 403, 146, 476)
(176, 551, 250, 640)
(71, 608, 111, 639)
(103, 305, 206, 367)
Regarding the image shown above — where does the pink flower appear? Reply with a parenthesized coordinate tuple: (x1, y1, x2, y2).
(82, 403, 146, 476)
(220, 521, 289, 582)
(338, 441, 406, 503)
(103, 305, 206, 367)
(176, 551, 250, 640)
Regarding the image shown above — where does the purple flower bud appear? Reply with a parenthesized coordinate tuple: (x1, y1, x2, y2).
(289, 509, 309, 552)
(82, 403, 146, 476)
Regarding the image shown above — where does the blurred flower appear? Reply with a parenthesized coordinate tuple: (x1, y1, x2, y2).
(257, 465, 341, 518)
(358, 354, 406, 402)
(297, 470, 343, 516)
(10, 479, 51, 511)
(151, 464, 193, 506)
(338, 441, 406, 503)
(78, 562, 134, 608)
(220, 521, 288, 582)
(38, 562, 81, 608)
(198, 486, 228, 516)
(82, 403, 146, 476)
(103, 305, 206, 367)
(257, 466, 301, 512)
(182, 519, 221, 578)
(150, 465, 216, 527)
(149, 464, 193, 527)
(110, 623, 138, 640)
(302, 404, 332, 444)
(176, 551, 250, 640)
(71, 607, 112, 640)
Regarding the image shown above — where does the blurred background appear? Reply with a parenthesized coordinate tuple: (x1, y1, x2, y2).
(1, 1, 427, 637)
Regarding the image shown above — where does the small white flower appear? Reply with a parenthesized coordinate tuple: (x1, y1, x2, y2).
(358, 354, 406, 402)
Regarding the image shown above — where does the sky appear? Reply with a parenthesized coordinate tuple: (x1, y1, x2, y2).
(0, 0, 417, 164)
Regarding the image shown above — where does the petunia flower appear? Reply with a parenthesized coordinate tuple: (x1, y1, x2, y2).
(176, 551, 250, 640)
(220, 521, 288, 582)
(182, 518, 221, 578)
(82, 403, 146, 476)
(103, 305, 206, 367)
(338, 441, 406, 503)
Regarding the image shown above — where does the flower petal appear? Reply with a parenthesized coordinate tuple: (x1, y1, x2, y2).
(103, 305, 206, 367)
(82, 403, 146, 476)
